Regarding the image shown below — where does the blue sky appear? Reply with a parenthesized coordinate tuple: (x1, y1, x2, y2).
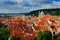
(0, 0, 60, 13)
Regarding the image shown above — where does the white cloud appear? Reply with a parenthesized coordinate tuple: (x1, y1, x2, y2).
(0, 9, 10, 13)
(53, 1, 60, 7)
(0, 0, 60, 13)
(41, 4, 52, 9)
(14, 0, 23, 4)
(40, 1, 60, 9)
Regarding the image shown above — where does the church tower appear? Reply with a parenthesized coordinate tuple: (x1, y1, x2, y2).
(38, 11, 44, 17)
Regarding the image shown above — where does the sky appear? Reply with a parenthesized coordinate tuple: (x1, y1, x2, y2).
(0, 0, 60, 13)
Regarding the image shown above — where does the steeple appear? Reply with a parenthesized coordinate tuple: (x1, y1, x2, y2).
(38, 11, 41, 17)
(40, 11, 44, 15)
(38, 10, 44, 17)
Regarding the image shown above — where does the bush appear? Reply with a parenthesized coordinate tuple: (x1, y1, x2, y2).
(36, 30, 52, 40)
(54, 32, 60, 40)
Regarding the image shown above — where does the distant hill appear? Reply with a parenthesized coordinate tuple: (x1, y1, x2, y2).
(0, 8, 60, 16)
(25, 8, 60, 16)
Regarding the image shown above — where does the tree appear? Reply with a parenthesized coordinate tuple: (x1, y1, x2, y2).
(36, 30, 52, 40)
(54, 32, 60, 40)
(0, 28, 10, 40)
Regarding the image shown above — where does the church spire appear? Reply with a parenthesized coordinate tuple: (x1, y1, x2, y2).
(38, 10, 44, 17)
(40, 10, 44, 15)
